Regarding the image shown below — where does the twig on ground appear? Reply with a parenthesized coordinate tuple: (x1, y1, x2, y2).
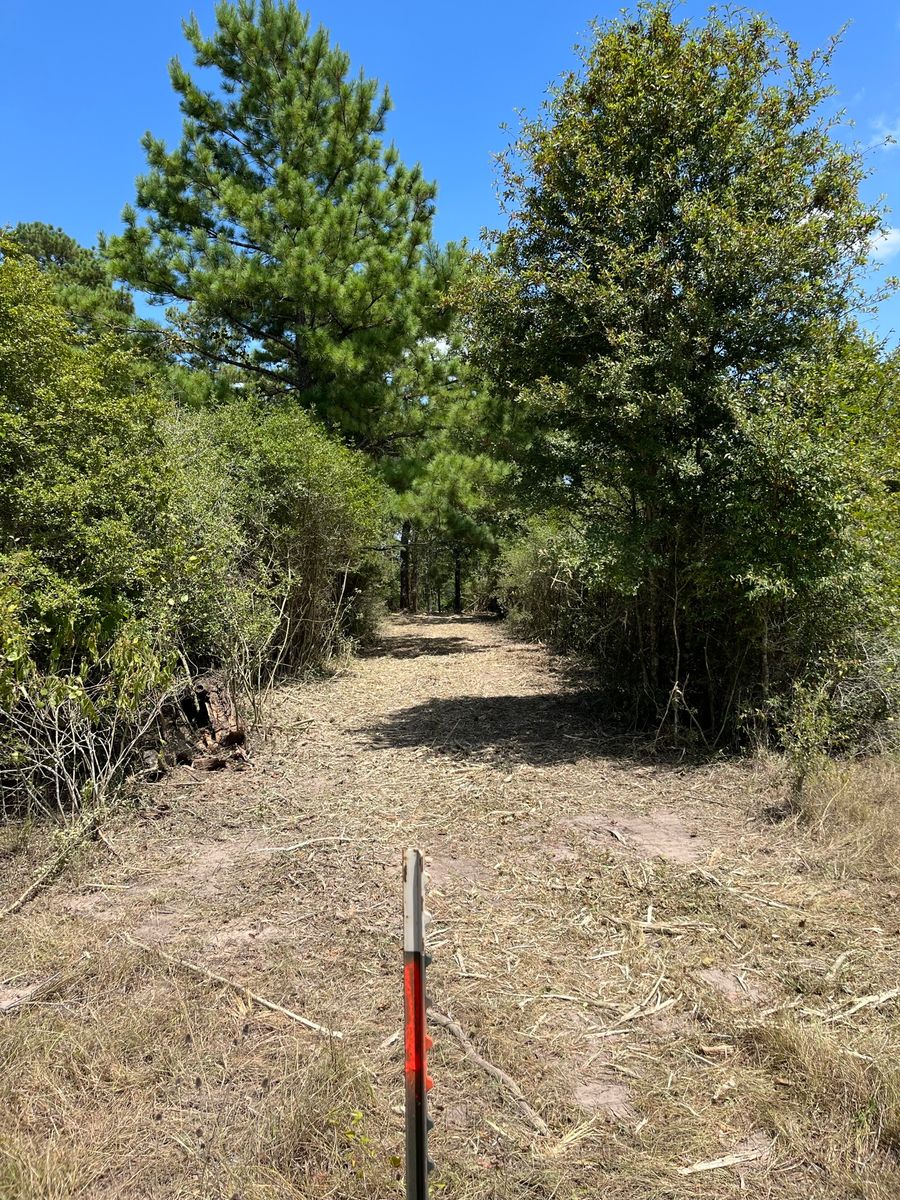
(677, 1147, 767, 1175)
(96, 828, 122, 859)
(379, 1029, 401, 1051)
(597, 911, 713, 936)
(124, 934, 342, 1039)
(523, 991, 617, 1012)
(257, 834, 354, 853)
(822, 987, 900, 1023)
(0, 952, 90, 1014)
(428, 1007, 549, 1135)
(0, 810, 105, 920)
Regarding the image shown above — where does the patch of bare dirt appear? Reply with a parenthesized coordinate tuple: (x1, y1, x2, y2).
(567, 807, 708, 864)
(60, 832, 265, 936)
(547, 843, 578, 863)
(0, 982, 30, 1009)
(425, 850, 492, 888)
(200, 916, 289, 953)
(574, 1080, 637, 1121)
(697, 966, 766, 1004)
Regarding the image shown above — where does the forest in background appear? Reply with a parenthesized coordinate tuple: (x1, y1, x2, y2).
(2, 0, 899, 822)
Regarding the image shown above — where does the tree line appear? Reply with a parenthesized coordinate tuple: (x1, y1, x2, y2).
(2, 0, 898, 815)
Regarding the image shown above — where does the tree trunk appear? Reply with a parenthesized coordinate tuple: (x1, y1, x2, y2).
(409, 528, 419, 614)
(399, 520, 411, 610)
(453, 546, 463, 614)
(761, 608, 770, 701)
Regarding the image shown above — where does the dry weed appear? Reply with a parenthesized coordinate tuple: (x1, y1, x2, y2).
(787, 756, 900, 880)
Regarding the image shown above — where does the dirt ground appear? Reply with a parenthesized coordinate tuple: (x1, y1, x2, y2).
(2, 616, 899, 1198)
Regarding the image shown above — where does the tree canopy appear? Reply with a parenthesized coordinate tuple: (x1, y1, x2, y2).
(7, 222, 136, 339)
(108, 0, 451, 451)
(462, 1, 896, 734)
(3, 0, 899, 767)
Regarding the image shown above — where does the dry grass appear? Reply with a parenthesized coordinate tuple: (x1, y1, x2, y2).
(1, 616, 900, 1197)
(786, 755, 900, 880)
(0, 942, 402, 1199)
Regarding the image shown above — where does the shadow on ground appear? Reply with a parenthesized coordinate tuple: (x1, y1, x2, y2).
(361, 616, 712, 767)
(364, 634, 487, 660)
(359, 692, 654, 766)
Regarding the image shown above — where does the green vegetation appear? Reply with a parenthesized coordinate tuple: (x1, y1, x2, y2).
(6, 222, 138, 340)
(0, 244, 388, 817)
(2, 0, 899, 819)
(3, 10, 900, 1196)
(464, 2, 900, 744)
(106, 0, 452, 452)
(0, 251, 169, 688)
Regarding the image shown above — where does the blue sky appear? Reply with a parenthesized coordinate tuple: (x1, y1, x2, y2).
(3, 0, 900, 340)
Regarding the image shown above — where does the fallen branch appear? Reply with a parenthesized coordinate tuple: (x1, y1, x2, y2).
(691, 870, 809, 916)
(124, 934, 342, 1039)
(257, 835, 353, 854)
(0, 810, 104, 920)
(617, 994, 679, 1025)
(428, 1007, 549, 1135)
(597, 911, 712, 936)
(823, 987, 900, 1024)
(0, 952, 91, 1014)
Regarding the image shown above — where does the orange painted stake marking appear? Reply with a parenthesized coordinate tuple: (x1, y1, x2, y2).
(403, 848, 432, 1198)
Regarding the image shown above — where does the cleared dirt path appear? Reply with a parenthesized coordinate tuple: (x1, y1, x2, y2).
(2, 617, 899, 1198)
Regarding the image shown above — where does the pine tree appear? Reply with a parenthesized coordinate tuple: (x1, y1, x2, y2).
(386, 346, 510, 611)
(7, 222, 135, 339)
(108, 0, 444, 451)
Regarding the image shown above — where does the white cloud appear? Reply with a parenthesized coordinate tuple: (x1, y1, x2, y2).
(868, 115, 900, 151)
(870, 227, 900, 261)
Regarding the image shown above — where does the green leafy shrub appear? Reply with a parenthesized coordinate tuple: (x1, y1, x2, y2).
(0, 249, 388, 817)
(500, 516, 587, 646)
(0, 249, 174, 692)
(0, 249, 177, 815)
(165, 397, 389, 676)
